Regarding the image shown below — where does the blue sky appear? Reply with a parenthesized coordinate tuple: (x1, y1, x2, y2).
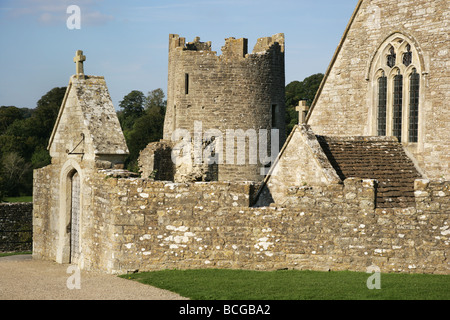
(0, 0, 359, 110)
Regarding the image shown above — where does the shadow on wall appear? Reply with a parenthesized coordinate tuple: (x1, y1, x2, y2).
(253, 184, 275, 207)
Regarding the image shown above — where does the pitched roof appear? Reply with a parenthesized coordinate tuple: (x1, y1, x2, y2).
(317, 135, 422, 208)
(48, 75, 129, 156)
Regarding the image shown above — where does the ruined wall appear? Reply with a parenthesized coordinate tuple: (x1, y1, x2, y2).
(307, 0, 450, 180)
(0, 203, 33, 252)
(32, 168, 448, 275)
(32, 165, 58, 260)
(103, 175, 448, 275)
(138, 140, 175, 181)
(163, 34, 286, 182)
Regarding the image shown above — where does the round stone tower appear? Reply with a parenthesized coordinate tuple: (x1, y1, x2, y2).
(164, 33, 286, 182)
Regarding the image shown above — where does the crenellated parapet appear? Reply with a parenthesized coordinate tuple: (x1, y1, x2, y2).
(163, 34, 286, 182)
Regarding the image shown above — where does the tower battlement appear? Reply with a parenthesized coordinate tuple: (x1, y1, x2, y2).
(164, 33, 286, 182)
(169, 33, 284, 59)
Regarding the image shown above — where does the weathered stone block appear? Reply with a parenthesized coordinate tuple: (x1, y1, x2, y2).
(415, 179, 430, 191)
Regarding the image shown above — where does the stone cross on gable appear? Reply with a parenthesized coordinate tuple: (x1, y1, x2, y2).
(296, 100, 308, 124)
(73, 50, 86, 79)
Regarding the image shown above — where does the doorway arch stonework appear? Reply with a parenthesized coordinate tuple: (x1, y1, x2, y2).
(56, 159, 83, 265)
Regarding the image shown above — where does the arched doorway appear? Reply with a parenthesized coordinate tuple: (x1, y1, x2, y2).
(70, 171, 80, 263)
(57, 160, 83, 265)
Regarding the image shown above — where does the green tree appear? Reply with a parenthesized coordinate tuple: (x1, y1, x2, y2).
(31, 145, 52, 169)
(0, 174, 5, 201)
(1, 88, 65, 163)
(126, 107, 165, 170)
(118, 89, 166, 172)
(285, 73, 324, 135)
(0, 133, 26, 159)
(0, 87, 65, 197)
(118, 90, 146, 131)
(30, 87, 66, 141)
(145, 88, 167, 112)
(1, 152, 32, 197)
(0, 106, 25, 134)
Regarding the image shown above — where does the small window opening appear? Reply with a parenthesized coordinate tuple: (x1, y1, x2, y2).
(271, 104, 277, 128)
(377, 72, 387, 136)
(393, 70, 403, 141)
(409, 69, 420, 142)
(185, 73, 189, 95)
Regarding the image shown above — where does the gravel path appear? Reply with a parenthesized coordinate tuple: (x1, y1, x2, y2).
(0, 255, 188, 300)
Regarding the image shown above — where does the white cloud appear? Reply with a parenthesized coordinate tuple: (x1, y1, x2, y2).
(83, 10, 114, 26)
(5, 0, 114, 26)
(38, 12, 55, 24)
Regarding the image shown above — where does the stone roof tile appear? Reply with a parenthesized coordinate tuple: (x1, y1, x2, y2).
(317, 136, 421, 208)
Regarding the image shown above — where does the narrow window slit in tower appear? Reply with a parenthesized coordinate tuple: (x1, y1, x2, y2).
(272, 104, 277, 128)
(185, 73, 189, 95)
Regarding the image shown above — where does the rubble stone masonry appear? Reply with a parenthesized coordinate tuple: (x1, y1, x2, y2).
(33, 168, 449, 275)
(0, 203, 33, 252)
(163, 34, 286, 182)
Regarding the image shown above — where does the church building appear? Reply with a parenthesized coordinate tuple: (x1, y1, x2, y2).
(258, 0, 449, 207)
(307, 0, 449, 180)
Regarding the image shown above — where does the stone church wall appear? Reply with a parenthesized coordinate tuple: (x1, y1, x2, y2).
(33, 168, 448, 275)
(307, 0, 449, 180)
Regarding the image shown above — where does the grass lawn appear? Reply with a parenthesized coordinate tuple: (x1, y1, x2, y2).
(0, 251, 32, 257)
(2, 196, 33, 203)
(121, 269, 450, 300)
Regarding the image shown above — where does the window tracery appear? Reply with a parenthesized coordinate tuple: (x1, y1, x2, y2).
(403, 44, 412, 67)
(371, 35, 422, 144)
(387, 46, 396, 68)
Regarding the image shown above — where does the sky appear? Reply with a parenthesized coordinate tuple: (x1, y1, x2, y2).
(0, 0, 359, 110)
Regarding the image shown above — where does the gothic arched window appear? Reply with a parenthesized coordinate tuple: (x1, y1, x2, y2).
(393, 70, 403, 141)
(409, 68, 420, 142)
(377, 72, 387, 136)
(370, 34, 422, 145)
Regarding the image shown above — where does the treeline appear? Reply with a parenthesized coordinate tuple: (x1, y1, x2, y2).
(285, 73, 324, 135)
(0, 73, 323, 200)
(0, 87, 167, 200)
(117, 89, 166, 172)
(0, 87, 66, 199)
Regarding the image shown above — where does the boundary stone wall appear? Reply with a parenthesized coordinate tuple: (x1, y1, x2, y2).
(33, 168, 448, 275)
(0, 203, 33, 252)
